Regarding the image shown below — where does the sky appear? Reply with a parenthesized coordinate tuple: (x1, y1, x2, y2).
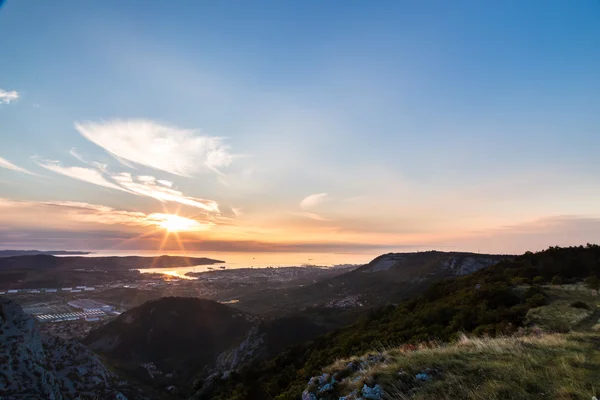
(1, 0, 600, 255)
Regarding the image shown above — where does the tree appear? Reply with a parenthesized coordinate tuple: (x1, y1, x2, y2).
(533, 276, 544, 285)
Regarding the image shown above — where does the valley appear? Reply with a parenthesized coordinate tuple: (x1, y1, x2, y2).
(2, 245, 600, 400)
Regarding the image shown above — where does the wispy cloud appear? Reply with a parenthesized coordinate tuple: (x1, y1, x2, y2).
(0, 198, 211, 231)
(0, 157, 36, 175)
(300, 193, 330, 209)
(69, 147, 88, 164)
(0, 89, 19, 104)
(295, 212, 330, 222)
(33, 158, 129, 192)
(33, 157, 220, 213)
(113, 173, 220, 212)
(75, 119, 234, 176)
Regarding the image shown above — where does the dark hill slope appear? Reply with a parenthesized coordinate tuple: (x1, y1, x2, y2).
(198, 244, 600, 400)
(84, 298, 252, 376)
(84, 297, 328, 397)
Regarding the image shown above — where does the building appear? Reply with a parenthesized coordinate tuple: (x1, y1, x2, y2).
(62, 287, 72, 291)
(68, 299, 112, 312)
(7, 290, 18, 293)
(45, 289, 58, 293)
(83, 287, 95, 291)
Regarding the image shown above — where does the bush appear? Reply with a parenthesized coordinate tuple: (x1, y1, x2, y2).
(533, 276, 544, 285)
(527, 294, 547, 308)
(570, 301, 590, 310)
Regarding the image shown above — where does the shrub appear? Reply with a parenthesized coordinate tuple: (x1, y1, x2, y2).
(570, 301, 590, 310)
(533, 276, 544, 285)
(527, 294, 547, 308)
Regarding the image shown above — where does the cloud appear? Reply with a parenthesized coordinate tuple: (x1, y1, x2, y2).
(137, 175, 156, 184)
(295, 212, 330, 222)
(113, 173, 220, 212)
(75, 119, 234, 176)
(300, 193, 330, 209)
(0, 157, 36, 175)
(33, 158, 129, 192)
(0, 89, 19, 104)
(0, 198, 211, 232)
(69, 148, 88, 164)
(442, 215, 600, 254)
(91, 161, 108, 172)
(32, 158, 220, 213)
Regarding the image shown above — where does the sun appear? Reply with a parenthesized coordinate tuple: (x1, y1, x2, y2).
(156, 214, 199, 232)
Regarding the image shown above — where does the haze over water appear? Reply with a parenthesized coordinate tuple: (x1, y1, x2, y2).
(79, 250, 385, 279)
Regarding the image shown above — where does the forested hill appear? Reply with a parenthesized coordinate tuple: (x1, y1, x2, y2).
(195, 244, 600, 400)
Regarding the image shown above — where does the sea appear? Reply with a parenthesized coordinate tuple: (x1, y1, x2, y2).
(71, 250, 383, 279)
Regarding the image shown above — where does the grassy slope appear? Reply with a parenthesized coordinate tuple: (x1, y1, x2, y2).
(524, 284, 600, 332)
(319, 332, 600, 400)
(307, 284, 600, 400)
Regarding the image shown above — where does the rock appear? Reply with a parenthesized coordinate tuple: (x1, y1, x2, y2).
(318, 382, 335, 393)
(302, 390, 318, 400)
(362, 383, 383, 400)
(346, 361, 359, 371)
(415, 372, 431, 381)
(318, 373, 331, 385)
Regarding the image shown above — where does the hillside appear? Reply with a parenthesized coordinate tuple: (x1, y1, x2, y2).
(304, 279, 600, 400)
(303, 332, 600, 400)
(233, 251, 511, 315)
(83, 297, 252, 393)
(0, 296, 145, 400)
(197, 244, 600, 400)
(83, 297, 329, 397)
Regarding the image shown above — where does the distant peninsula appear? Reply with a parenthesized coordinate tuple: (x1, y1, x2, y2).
(0, 254, 224, 270)
(0, 250, 93, 257)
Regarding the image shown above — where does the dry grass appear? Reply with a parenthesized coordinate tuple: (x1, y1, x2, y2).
(324, 333, 600, 400)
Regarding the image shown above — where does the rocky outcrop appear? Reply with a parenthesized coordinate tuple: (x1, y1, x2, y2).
(441, 256, 500, 276)
(0, 297, 139, 400)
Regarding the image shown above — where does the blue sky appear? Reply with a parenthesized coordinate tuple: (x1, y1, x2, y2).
(1, 0, 599, 254)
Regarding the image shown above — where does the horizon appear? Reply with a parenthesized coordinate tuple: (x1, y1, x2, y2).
(1, 1, 600, 254)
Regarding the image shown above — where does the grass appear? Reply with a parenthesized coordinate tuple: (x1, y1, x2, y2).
(323, 332, 600, 400)
(524, 285, 600, 332)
